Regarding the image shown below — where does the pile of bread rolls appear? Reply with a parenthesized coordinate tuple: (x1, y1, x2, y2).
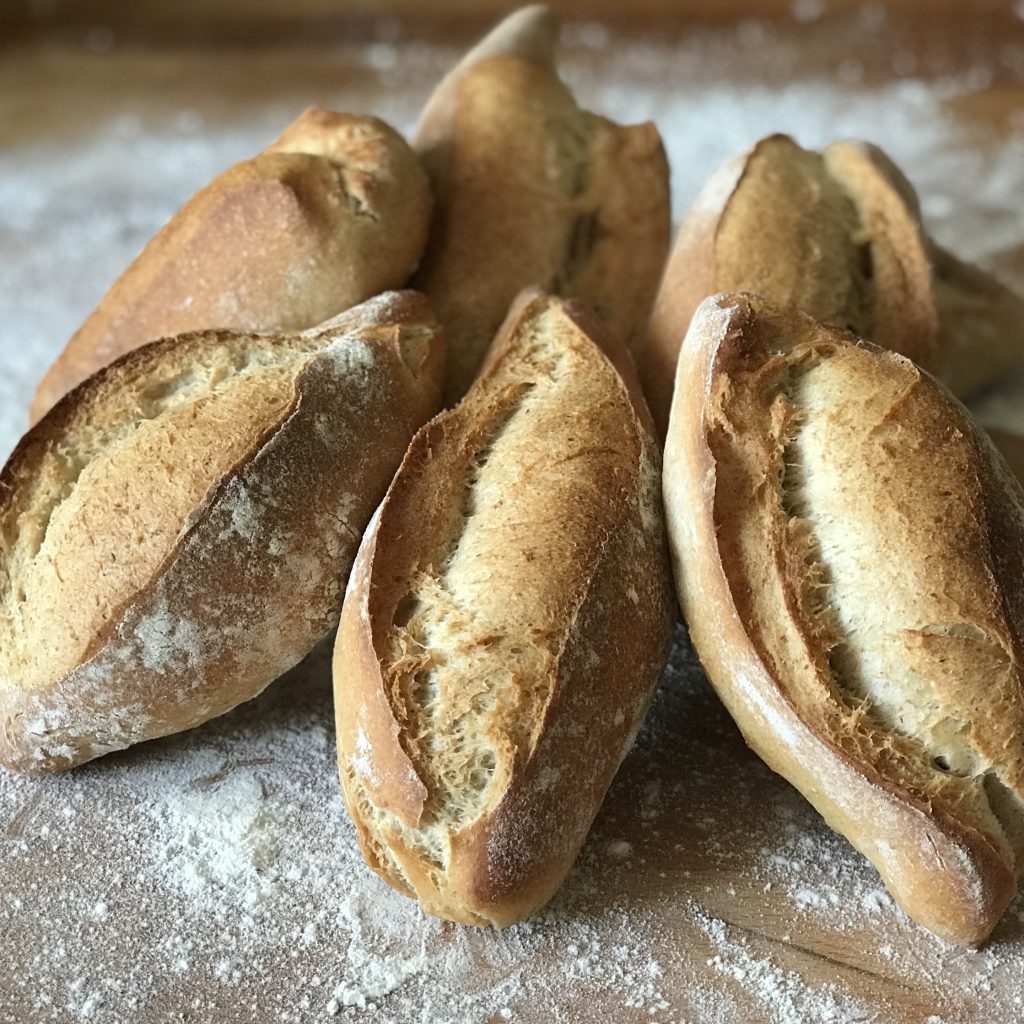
(3, 4, 1024, 948)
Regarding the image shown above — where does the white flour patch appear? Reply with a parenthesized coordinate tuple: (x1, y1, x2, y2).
(132, 598, 204, 674)
(693, 904, 878, 1024)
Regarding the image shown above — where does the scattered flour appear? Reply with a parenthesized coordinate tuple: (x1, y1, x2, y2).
(5, 630, 1021, 1022)
(694, 905, 878, 1024)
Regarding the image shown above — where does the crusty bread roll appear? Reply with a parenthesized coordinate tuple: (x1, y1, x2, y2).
(30, 108, 431, 423)
(0, 292, 443, 775)
(640, 134, 1024, 434)
(663, 292, 1024, 945)
(334, 291, 674, 927)
(413, 5, 670, 404)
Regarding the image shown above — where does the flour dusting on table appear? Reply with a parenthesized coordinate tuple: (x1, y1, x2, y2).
(4, 633, 1023, 1022)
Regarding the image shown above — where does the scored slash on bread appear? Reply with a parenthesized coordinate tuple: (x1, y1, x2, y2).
(334, 291, 675, 927)
(640, 134, 1024, 435)
(30, 108, 432, 424)
(663, 292, 1024, 945)
(412, 4, 670, 405)
(0, 292, 444, 774)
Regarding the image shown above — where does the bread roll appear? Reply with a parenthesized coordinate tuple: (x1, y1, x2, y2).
(640, 134, 1024, 434)
(413, 5, 670, 404)
(30, 108, 431, 423)
(0, 292, 443, 774)
(663, 292, 1024, 944)
(334, 291, 674, 927)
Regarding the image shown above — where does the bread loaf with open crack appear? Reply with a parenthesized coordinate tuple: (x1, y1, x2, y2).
(640, 134, 1024, 434)
(0, 291, 443, 774)
(334, 291, 674, 927)
(30, 107, 431, 423)
(663, 292, 1024, 945)
(413, 5, 670, 404)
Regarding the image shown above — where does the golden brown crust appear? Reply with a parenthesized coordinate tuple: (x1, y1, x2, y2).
(412, 6, 670, 405)
(334, 291, 674, 927)
(0, 291, 443, 774)
(663, 292, 1024, 944)
(821, 140, 937, 366)
(642, 134, 1024, 436)
(30, 109, 431, 423)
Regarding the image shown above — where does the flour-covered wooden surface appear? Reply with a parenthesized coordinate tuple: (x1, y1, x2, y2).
(3, 9, 1024, 1023)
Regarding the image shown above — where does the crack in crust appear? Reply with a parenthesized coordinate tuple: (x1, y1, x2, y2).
(760, 342, 1024, 858)
(386, 378, 542, 865)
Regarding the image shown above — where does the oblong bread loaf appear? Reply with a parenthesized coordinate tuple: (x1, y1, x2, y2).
(413, 5, 670, 404)
(334, 291, 674, 927)
(640, 134, 1024, 434)
(0, 291, 443, 774)
(663, 292, 1024, 945)
(30, 108, 432, 423)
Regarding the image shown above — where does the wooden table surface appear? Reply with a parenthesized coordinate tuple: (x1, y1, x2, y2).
(3, 8, 1024, 1023)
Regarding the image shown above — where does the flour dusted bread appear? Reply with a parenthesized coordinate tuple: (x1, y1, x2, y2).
(663, 292, 1024, 944)
(30, 108, 431, 423)
(0, 292, 443, 774)
(640, 134, 1024, 433)
(413, 5, 670, 404)
(334, 291, 674, 927)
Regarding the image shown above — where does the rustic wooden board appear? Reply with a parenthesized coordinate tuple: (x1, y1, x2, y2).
(2, 10, 1024, 1023)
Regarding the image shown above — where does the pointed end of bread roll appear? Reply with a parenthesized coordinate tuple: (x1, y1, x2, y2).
(413, 9, 669, 410)
(413, 5, 558, 160)
(664, 292, 1024, 945)
(451, 4, 557, 77)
